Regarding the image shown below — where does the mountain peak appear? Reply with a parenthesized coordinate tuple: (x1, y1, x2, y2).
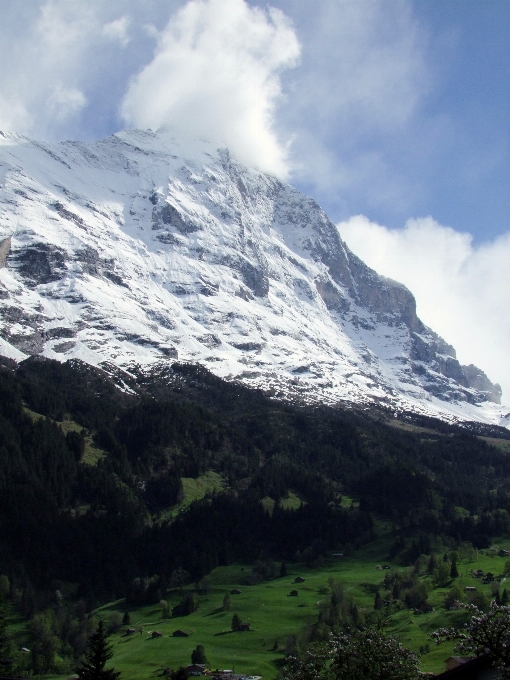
(0, 129, 505, 427)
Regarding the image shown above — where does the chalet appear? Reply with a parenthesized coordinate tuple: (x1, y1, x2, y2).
(294, 576, 305, 583)
(499, 550, 510, 557)
(126, 628, 136, 634)
(332, 553, 344, 559)
(239, 622, 251, 631)
(434, 654, 494, 679)
(446, 657, 475, 671)
(448, 601, 464, 611)
(173, 629, 190, 637)
(473, 570, 485, 578)
(230, 589, 242, 595)
(464, 587, 476, 592)
(187, 664, 206, 676)
(151, 631, 163, 638)
(289, 589, 299, 596)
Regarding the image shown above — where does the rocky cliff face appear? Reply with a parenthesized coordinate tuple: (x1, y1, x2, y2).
(0, 128, 505, 425)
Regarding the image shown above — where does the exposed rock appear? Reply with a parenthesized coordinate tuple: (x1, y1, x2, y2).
(75, 247, 127, 287)
(45, 327, 76, 340)
(232, 342, 264, 351)
(463, 364, 502, 404)
(9, 243, 67, 286)
(198, 334, 221, 349)
(227, 255, 269, 298)
(53, 341, 76, 353)
(199, 279, 220, 296)
(52, 201, 87, 230)
(8, 330, 45, 354)
(152, 203, 199, 234)
(0, 237, 11, 268)
(315, 279, 349, 312)
(160, 346, 178, 358)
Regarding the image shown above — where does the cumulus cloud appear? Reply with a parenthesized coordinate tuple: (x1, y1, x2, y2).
(102, 16, 131, 47)
(47, 84, 87, 122)
(0, 0, 181, 140)
(337, 215, 510, 400)
(121, 0, 300, 178)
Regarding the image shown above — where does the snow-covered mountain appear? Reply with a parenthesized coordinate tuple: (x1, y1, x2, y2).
(0, 127, 506, 427)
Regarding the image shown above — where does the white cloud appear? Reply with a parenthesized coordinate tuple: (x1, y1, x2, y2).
(0, 0, 181, 140)
(337, 215, 510, 401)
(47, 84, 87, 122)
(0, 94, 32, 134)
(102, 16, 131, 48)
(274, 0, 431, 214)
(287, 0, 428, 129)
(121, 0, 301, 178)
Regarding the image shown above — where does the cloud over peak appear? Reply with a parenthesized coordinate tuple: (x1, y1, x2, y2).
(338, 215, 510, 399)
(121, 0, 300, 178)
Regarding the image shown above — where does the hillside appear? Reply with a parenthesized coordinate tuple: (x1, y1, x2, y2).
(1, 355, 510, 595)
(1, 356, 510, 675)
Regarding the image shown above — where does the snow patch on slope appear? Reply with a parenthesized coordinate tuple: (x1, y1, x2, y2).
(0, 127, 506, 428)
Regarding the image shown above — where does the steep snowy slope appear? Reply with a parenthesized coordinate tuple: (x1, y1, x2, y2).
(0, 127, 506, 426)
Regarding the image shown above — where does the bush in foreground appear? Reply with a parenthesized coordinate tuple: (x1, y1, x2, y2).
(281, 629, 420, 680)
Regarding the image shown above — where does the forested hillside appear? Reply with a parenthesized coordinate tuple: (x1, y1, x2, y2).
(1, 355, 510, 612)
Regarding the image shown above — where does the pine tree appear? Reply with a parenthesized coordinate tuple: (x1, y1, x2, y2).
(450, 561, 459, 579)
(76, 620, 120, 680)
(231, 613, 241, 631)
(122, 612, 130, 626)
(191, 645, 208, 665)
(374, 591, 383, 610)
(280, 562, 288, 578)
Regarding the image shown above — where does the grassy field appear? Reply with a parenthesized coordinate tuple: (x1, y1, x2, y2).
(23, 407, 106, 465)
(80, 540, 510, 680)
(18, 404, 510, 678)
(261, 492, 303, 515)
(479, 437, 510, 453)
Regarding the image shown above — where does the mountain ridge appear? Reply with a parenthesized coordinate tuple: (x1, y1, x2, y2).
(0, 127, 506, 427)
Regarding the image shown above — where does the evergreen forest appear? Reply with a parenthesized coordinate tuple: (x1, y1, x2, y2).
(1, 356, 510, 674)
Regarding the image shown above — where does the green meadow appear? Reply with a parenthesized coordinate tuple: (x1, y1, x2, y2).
(17, 406, 510, 679)
(81, 540, 510, 680)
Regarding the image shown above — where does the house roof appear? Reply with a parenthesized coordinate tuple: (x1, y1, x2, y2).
(434, 654, 493, 679)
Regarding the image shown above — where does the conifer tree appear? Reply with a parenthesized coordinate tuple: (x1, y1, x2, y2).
(76, 620, 120, 680)
(374, 591, 384, 610)
(231, 613, 241, 631)
(450, 561, 459, 579)
(191, 645, 208, 665)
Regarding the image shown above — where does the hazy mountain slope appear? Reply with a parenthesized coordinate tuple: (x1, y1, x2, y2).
(0, 127, 506, 426)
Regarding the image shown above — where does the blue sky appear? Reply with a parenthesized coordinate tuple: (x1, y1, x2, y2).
(0, 0, 509, 397)
(1, 0, 507, 241)
(392, 0, 510, 242)
(281, 0, 510, 242)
